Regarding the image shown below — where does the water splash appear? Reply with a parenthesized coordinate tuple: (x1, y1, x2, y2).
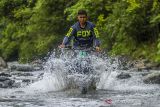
(26, 49, 120, 92)
(26, 49, 158, 93)
(27, 52, 67, 92)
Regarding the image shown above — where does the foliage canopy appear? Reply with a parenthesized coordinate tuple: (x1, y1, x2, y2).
(0, 0, 160, 63)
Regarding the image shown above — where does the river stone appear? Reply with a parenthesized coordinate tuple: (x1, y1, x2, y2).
(4, 80, 15, 87)
(117, 55, 132, 70)
(11, 72, 33, 76)
(12, 82, 21, 88)
(0, 79, 15, 88)
(0, 82, 4, 88)
(10, 64, 34, 71)
(22, 79, 31, 83)
(0, 57, 7, 68)
(143, 72, 160, 84)
(0, 77, 10, 82)
(0, 72, 11, 77)
(117, 72, 131, 79)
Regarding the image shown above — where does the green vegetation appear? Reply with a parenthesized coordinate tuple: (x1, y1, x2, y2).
(0, 0, 160, 63)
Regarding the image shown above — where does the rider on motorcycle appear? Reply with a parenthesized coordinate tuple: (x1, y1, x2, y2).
(59, 9, 101, 52)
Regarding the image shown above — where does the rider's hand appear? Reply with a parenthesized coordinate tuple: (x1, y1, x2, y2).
(95, 46, 101, 52)
(58, 44, 65, 48)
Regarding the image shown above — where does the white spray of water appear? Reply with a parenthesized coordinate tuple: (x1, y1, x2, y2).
(23, 49, 158, 93)
(25, 49, 123, 93)
(26, 52, 68, 92)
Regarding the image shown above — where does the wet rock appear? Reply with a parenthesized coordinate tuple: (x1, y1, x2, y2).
(0, 79, 15, 88)
(0, 82, 4, 87)
(117, 72, 131, 79)
(31, 59, 43, 66)
(33, 66, 43, 71)
(11, 72, 33, 76)
(12, 82, 21, 88)
(0, 77, 10, 82)
(37, 73, 44, 79)
(31, 59, 44, 70)
(129, 68, 139, 72)
(141, 72, 150, 76)
(10, 64, 34, 72)
(117, 55, 132, 70)
(10, 96, 16, 98)
(0, 57, 7, 68)
(4, 80, 15, 87)
(1, 68, 10, 72)
(0, 72, 11, 77)
(143, 72, 160, 84)
(130, 59, 159, 71)
(133, 60, 146, 70)
(22, 79, 31, 83)
(150, 63, 160, 70)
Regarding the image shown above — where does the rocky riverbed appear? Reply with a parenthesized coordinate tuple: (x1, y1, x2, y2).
(0, 56, 160, 107)
(0, 57, 43, 88)
(1, 56, 160, 89)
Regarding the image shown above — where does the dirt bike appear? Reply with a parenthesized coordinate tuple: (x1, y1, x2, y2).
(60, 47, 97, 94)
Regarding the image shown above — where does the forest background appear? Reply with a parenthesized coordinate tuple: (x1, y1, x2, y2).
(0, 0, 160, 63)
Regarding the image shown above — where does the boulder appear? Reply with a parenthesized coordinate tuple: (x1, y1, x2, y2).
(117, 72, 131, 79)
(143, 72, 160, 84)
(0, 57, 7, 68)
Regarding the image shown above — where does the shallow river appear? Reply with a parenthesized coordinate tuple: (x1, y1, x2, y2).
(0, 50, 160, 107)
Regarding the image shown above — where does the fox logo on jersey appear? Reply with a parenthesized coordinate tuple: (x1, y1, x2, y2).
(77, 30, 91, 37)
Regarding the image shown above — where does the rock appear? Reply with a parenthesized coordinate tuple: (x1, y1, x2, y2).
(117, 55, 132, 70)
(0, 77, 10, 82)
(0, 79, 15, 88)
(34, 66, 43, 71)
(31, 59, 43, 65)
(143, 72, 160, 84)
(130, 59, 159, 71)
(10, 64, 34, 71)
(31, 59, 44, 70)
(22, 79, 31, 83)
(10, 96, 16, 98)
(129, 68, 139, 72)
(0, 82, 4, 88)
(133, 60, 146, 69)
(0, 57, 7, 68)
(1, 69, 10, 72)
(4, 80, 15, 87)
(117, 72, 131, 79)
(11, 72, 33, 76)
(141, 72, 150, 76)
(37, 73, 44, 79)
(12, 82, 21, 88)
(0, 72, 11, 77)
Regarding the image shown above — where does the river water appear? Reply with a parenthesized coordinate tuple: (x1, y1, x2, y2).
(0, 50, 160, 107)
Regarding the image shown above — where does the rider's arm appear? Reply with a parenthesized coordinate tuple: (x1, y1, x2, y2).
(62, 27, 76, 46)
(91, 25, 101, 47)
